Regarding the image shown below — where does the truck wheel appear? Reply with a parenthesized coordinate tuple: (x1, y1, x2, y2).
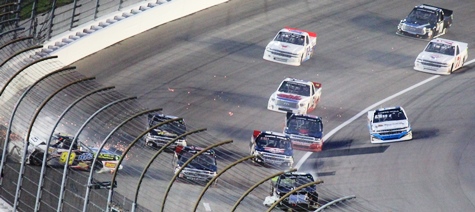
(93, 160, 104, 171)
(29, 152, 44, 166)
(427, 29, 434, 39)
(450, 64, 454, 74)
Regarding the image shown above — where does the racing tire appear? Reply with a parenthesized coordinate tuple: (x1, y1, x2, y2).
(93, 160, 104, 171)
(250, 150, 257, 164)
(47, 157, 63, 168)
(210, 178, 218, 187)
(427, 29, 434, 39)
(29, 151, 44, 166)
(146, 141, 155, 148)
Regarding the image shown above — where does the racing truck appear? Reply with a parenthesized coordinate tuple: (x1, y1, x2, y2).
(145, 113, 187, 150)
(284, 112, 324, 151)
(397, 4, 453, 39)
(27, 133, 122, 173)
(250, 130, 294, 168)
(263, 172, 319, 210)
(368, 106, 413, 144)
(263, 27, 317, 66)
(414, 38, 468, 75)
(268, 78, 322, 115)
(173, 145, 217, 184)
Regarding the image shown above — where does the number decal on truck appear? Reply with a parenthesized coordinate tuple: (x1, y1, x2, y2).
(59, 152, 76, 165)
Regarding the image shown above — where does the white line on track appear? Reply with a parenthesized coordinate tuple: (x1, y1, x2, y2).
(296, 75, 439, 169)
(296, 58, 475, 169)
(203, 202, 212, 211)
(465, 58, 475, 66)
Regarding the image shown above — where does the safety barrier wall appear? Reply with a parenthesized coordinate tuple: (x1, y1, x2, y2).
(45, 0, 230, 65)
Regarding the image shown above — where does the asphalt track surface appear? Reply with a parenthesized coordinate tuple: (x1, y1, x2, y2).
(71, 0, 475, 211)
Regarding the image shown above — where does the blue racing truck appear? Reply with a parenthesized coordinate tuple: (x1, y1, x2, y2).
(173, 145, 217, 184)
(250, 130, 293, 168)
(397, 4, 453, 39)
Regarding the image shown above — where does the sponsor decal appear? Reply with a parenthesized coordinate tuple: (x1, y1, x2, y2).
(104, 162, 117, 168)
(277, 93, 301, 100)
(437, 39, 453, 45)
(264, 147, 285, 154)
(430, 54, 440, 59)
(293, 141, 311, 146)
(275, 57, 287, 62)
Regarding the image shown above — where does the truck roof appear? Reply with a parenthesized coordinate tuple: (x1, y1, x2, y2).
(253, 130, 288, 138)
(417, 4, 441, 11)
(374, 106, 402, 112)
(289, 113, 321, 120)
(431, 38, 468, 48)
(175, 145, 215, 156)
(148, 113, 180, 120)
(282, 27, 317, 38)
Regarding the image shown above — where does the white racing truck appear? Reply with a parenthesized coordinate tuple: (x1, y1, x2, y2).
(263, 27, 317, 66)
(368, 106, 412, 144)
(414, 38, 468, 75)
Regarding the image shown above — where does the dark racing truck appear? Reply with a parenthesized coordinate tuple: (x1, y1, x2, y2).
(284, 112, 324, 152)
(145, 113, 187, 150)
(263, 172, 319, 210)
(173, 145, 217, 184)
(397, 4, 453, 39)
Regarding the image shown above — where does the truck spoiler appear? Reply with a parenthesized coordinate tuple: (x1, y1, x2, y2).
(284, 27, 317, 38)
(421, 4, 453, 17)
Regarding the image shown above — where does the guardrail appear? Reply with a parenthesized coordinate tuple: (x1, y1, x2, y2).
(42, 0, 230, 65)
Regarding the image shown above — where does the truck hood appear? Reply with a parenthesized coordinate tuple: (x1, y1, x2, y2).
(267, 41, 304, 54)
(286, 131, 322, 140)
(372, 120, 409, 131)
(417, 52, 453, 64)
(277, 185, 316, 194)
(403, 20, 432, 28)
(183, 163, 217, 172)
(256, 146, 293, 156)
(274, 92, 309, 102)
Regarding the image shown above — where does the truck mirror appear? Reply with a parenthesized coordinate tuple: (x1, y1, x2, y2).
(286, 111, 293, 120)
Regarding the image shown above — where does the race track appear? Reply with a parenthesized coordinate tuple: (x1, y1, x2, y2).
(71, 0, 475, 211)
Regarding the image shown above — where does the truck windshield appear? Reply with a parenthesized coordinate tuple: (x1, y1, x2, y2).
(287, 116, 322, 135)
(279, 175, 314, 187)
(407, 9, 437, 24)
(278, 81, 310, 96)
(256, 136, 291, 149)
(274, 32, 305, 46)
(149, 118, 186, 137)
(178, 152, 216, 167)
(373, 109, 407, 123)
(425, 42, 455, 56)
